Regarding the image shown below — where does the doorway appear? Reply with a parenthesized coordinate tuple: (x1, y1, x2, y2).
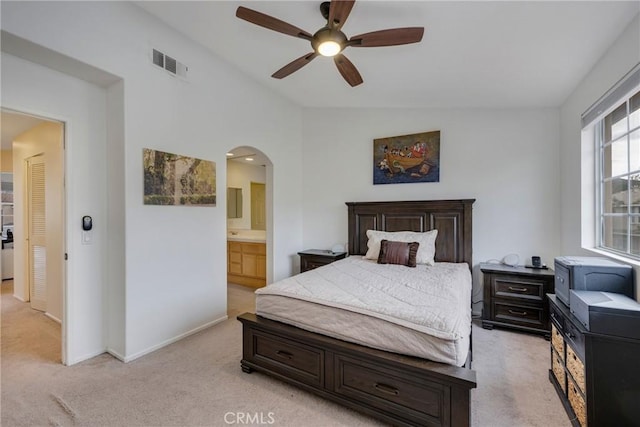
(226, 147, 273, 314)
(0, 109, 65, 361)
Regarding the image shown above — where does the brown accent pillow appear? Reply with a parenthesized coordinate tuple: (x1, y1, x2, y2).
(377, 240, 419, 268)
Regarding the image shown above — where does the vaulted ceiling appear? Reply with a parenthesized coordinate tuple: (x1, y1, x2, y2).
(137, 1, 640, 109)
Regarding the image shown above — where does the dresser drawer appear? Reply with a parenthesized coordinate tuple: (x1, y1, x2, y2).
(549, 301, 565, 331)
(564, 319, 585, 361)
(251, 330, 324, 387)
(492, 301, 545, 329)
(492, 276, 545, 302)
(333, 354, 448, 426)
(302, 258, 331, 271)
(299, 251, 347, 273)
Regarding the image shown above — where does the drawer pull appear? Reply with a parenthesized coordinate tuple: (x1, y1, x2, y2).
(275, 350, 293, 360)
(508, 286, 528, 292)
(552, 314, 564, 330)
(508, 309, 528, 316)
(374, 382, 399, 396)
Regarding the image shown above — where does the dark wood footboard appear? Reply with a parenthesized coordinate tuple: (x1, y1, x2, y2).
(239, 313, 476, 427)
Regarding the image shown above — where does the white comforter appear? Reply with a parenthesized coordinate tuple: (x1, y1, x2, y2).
(255, 256, 472, 341)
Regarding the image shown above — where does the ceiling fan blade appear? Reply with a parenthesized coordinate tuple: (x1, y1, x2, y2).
(328, 0, 356, 30)
(236, 6, 312, 40)
(334, 54, 363, 87)
(272, 52, 318, 79)
(349, 27, 424, 47)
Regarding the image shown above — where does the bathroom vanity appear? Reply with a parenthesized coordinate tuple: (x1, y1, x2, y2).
(227, 229, 266, 288)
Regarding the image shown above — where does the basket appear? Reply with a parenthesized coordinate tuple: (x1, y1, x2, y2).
(551, 324, 565, 360)
(568, 375, 587, 427)
(566, 345, 586, 393)
(552, 349, 566, 393)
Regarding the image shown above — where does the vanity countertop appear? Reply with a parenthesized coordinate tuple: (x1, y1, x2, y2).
(227, 229, 266, 243)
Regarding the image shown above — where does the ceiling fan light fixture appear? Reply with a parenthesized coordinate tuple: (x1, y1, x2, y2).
(236, 2, 425, 86)
(311, 27, 346, 57)
(317, 40, 341, 57)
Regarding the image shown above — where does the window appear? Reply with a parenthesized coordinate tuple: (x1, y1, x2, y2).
(0, 173, 13, 238)
(597, 89, 640, 257)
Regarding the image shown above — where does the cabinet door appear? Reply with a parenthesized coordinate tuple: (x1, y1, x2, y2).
(242, 253, 258, 277)
(257, 254, 266, 279)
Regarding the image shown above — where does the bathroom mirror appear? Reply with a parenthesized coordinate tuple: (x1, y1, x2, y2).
(227, 187, 242, 218)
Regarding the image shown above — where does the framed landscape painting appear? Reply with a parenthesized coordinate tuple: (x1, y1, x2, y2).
(373, 130, 440, 185)
(143, 148, 216, 206)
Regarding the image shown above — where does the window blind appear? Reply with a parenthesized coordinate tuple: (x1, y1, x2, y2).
(582, 62, 640, 128)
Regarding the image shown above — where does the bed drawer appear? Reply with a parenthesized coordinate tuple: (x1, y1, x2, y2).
(333, 354, 448, 426)
(250, 330, 324, 387)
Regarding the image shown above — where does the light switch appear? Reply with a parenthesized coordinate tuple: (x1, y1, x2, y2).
(82, 230, 93, 245)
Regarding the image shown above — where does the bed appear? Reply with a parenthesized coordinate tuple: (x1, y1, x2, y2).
(238, 199, 477, 427)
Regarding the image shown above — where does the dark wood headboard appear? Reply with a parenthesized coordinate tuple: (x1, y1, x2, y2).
(346, 199, 475, 266)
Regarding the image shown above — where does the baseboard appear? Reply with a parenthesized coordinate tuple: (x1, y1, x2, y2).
(122, 315, 229, 363)
(12, 294, 25, 302)
(107, 348, 125, 362)
(45, 312, 61, 323)
(66, 348, 109, 366)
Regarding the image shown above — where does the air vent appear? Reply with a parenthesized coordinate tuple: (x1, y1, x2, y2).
(164, 55, 177, 74)
(151, 48, 188, 78)
(152, 49, 164, 67)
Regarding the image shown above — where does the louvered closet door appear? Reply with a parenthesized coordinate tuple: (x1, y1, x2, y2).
(28, 155, 46, 312)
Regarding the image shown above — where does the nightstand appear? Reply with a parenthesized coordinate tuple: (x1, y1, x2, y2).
(298, 249, 347, 273)
(480, 263, 555, 338)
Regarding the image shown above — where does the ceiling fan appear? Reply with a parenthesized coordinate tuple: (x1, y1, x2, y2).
(235, 0, 424, 87)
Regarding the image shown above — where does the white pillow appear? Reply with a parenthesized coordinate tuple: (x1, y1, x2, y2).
(365, 229, 438, 265)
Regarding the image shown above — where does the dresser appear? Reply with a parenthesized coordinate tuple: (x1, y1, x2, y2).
(480, 263, 555, 337)
(548, 294, 640, 426)
(298, 249, 347, 273)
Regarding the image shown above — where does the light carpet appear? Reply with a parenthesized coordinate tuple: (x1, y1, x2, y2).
(1, 281, 571, 426)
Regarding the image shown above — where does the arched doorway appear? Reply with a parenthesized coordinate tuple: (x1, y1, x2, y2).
(225, 146, 273, 316)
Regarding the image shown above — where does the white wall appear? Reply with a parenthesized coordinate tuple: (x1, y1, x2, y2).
(1, 1, 303, 362)
(106, 81, 126, 357)
(302, 108, 561, 312)
(559, 14, 640, 300)
(1, 53, 109, 364)
(227, 161, 267, 230)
